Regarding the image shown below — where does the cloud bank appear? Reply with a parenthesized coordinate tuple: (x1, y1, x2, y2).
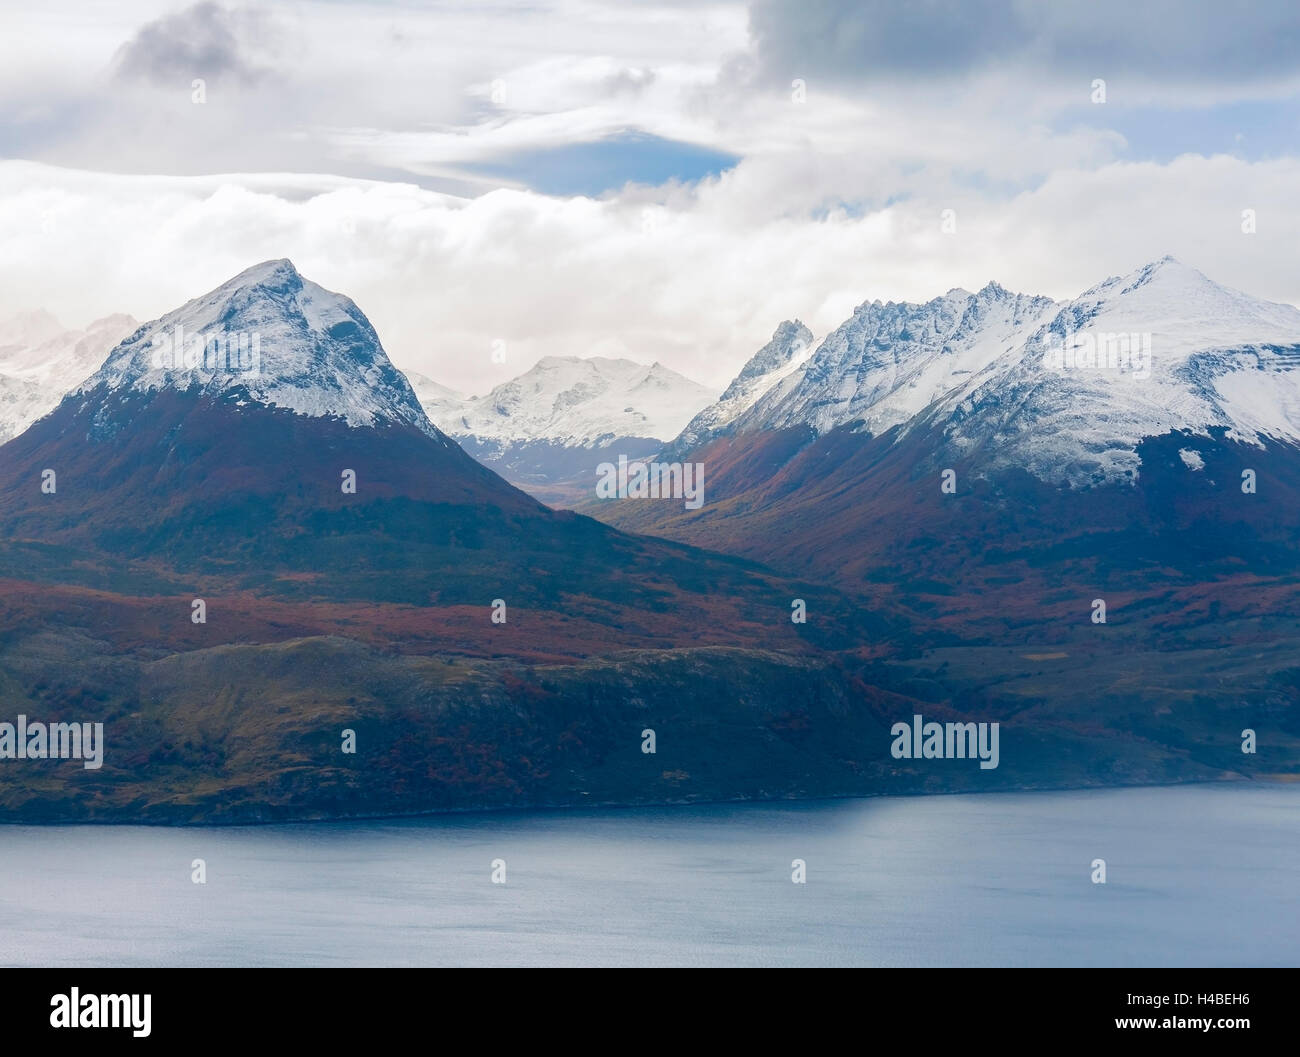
(2, 0, 1298, 393)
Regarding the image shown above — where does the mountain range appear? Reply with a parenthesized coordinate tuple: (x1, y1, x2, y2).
(0, 308, 716, 512)
(0, 256, 1293, 823)
(0, 260, 913, 822)
(592, 257, 1300, 784)
(597, 257, 1300, 587)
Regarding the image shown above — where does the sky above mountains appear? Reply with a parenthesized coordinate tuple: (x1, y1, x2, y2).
(2, 0, 1299, 392)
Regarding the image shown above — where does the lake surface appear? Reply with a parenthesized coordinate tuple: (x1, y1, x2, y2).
(2, 783, 1297, 967)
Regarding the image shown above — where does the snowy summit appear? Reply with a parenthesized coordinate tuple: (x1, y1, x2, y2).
(80, 260, 439, 437)
(684, 257, 1300, 487)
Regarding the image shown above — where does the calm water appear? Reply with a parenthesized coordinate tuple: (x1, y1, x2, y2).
(2, 783, 1297, 967)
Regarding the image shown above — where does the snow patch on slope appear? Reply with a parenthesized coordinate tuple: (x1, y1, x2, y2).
(930, 258, 1300, 484)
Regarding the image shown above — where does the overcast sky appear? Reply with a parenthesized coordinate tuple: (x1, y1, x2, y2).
(2, 0, 1299, 392)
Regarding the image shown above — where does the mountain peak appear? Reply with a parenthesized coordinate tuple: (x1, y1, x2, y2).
(87, 312, 139, 332)
(79, 262, 438, 436)
(1122, 254, 1205, 289)
(1067, 255, 1300, 354)
(183, 259, 306, 308)
(735, 320, 813, 384)
(1079, 255, 1211, 302)
(227, 257, 302, 287)
(0, 308, 66, 349)
(534, 355, 640, 372)
(663, 320, 813, 456)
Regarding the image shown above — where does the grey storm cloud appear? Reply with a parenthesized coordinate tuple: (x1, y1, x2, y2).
(748, 0, 1300, 87)
(602, 67, 658, 96)
(112, 2, 275, 85)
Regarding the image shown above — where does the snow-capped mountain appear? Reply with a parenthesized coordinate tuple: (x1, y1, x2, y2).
(667, 320, 813, 456)
(424, 356, 714, 449)
(0, 259, 549, 563)
(82, 259, 442, 439)
(932, 257, 1300, 486)
(692, 257, 1300, 487)
(415, 355, 715, 505)
(734, 285, 1055, 438)
(0, 312, 138, 442)
(595, 257, 1300, 599)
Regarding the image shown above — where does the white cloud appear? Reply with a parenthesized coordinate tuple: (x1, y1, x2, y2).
(2, 2, 1298, 396)
(2, 153, 1297, 395)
